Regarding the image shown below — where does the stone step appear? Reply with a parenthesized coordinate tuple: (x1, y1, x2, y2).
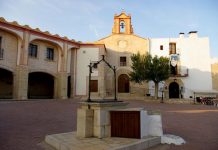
(45, 132, 161, 150)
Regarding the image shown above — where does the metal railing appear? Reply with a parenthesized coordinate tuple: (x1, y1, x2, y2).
(170, 68, 189, 77)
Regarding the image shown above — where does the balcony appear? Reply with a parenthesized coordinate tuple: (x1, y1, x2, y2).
(170, 68, 189, 77)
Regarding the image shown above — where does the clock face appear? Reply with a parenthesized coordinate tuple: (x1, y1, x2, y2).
(118, 40, 127, 48)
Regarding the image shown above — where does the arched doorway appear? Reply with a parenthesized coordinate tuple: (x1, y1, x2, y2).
(118, 74, 129, 93)
(28, 72, 54, 99)
(67, 76, 71, 98)
(0, 68, 13, 99)
(169, 82, 179, 98)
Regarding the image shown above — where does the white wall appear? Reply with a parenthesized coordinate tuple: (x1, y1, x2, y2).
(76, 47, 99, 95)
(150, 33, 213, 98)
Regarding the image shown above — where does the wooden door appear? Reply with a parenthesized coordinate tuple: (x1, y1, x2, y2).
(110, 111, 140, 138)
(118, 74, 129, 93)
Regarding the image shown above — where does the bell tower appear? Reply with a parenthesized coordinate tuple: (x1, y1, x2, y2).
(112, 11, 134, 34)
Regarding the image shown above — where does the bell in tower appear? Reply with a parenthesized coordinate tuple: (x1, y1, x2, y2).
(112, 11, 134, 34)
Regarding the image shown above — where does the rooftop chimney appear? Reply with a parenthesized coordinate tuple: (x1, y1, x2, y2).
(188, 31, 198, 38)
(179, 32, 185, 38)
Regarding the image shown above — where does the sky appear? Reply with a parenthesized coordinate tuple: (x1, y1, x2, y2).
(0, 0, 218, 58)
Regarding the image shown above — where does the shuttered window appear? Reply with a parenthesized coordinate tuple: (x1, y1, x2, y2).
(46, 48, 54, 60)
(90, 80, 98, 92)
(169, 43, 176, 54)
(120, 57, 127, 66)
(29, 43, 38, 58)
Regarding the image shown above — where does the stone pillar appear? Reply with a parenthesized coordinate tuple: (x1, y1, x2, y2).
(93, 109, 111, 138)
(76, 102, 128, 138)
(57, 72, 68, 99)
(77, 108, 94, 138)
(70, 48, 77, 98)
(14, 31, 30, 100)
(14, 66, 28, 100)
(56, 42, 68, 99)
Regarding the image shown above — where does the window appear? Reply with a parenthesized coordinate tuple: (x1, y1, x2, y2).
(169, 43, 176, 54)
(120, 57, 127, 66)
(46, 48, 54, 60)
(90, 80, 98, 92)
(120, 21, 125, 33)
(0, 37, 3, 59)
(29, 43, 38, 58)
(160, 45, 163, 50)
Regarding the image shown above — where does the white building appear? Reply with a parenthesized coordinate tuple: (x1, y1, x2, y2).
(149, 32, 214, 99)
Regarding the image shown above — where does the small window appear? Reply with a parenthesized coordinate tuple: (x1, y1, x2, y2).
(160, 45, 163, 50)
(90, 80, 98, 92)
(46, 48, 54, 60)
(0, 37, 3, 59)
(120, 57, 127, 66)
(169, 43, 176, 54)
(29, 43, 38, 58)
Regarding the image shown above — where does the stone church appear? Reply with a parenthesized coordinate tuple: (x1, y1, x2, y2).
(0, 11, 217, 100)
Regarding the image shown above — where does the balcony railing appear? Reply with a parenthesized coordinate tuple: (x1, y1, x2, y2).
(170, 68, 189, 77)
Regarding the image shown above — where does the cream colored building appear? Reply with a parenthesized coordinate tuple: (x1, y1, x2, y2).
(0, 12, 217, 100)
(212, 62, 218, 91)
(96, 12, 149, 98)
(0, 17, 105, 100)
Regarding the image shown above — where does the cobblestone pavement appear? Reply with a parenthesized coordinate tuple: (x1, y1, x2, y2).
(0, 99, 218, 150)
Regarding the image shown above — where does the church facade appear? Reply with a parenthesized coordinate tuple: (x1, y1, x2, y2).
(0, 12, 217, 100)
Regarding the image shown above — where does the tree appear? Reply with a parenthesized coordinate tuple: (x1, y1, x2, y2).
(130, 52, 170, 100)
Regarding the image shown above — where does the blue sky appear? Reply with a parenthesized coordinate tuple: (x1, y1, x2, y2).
(0, 0, 218, 58)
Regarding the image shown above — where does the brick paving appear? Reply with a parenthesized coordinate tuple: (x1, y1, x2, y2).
(0, 99, 218, 150)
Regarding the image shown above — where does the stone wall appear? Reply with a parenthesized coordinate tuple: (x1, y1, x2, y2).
(28, 40, 59, 75)
(0, 29, 18, 70)
(97, 34, 149, 97)
(212, 63, 218, 91)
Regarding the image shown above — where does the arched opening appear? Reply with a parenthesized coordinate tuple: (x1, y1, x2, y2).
(120, 20, 125, 33)
(118, 74, 129, 93)
(28, 72, 54, 99)
(67, 76, 71, 98)
(0, 68, 13, 99)
(169, 82, 179, 98)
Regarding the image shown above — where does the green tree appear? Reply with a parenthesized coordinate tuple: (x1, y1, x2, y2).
(130, 52, 170, 100)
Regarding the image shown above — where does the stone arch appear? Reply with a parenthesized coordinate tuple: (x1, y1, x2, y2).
(164, 78, 184, 99)
(116, 68, 131, 76)
(116, 68, 131, 94)
(28, 72, 55, 99)
(29, 38, 63, 56)
(0, 27, 23, 40)
(0, 27, 21, 68)
(29, 69, 57, 78)
(0, 64, 14, 73)
(169, 82, 179, 98)
(0, 67, 13, 99)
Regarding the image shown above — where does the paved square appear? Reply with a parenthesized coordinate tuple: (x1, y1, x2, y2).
(0, 99, 218, 150)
